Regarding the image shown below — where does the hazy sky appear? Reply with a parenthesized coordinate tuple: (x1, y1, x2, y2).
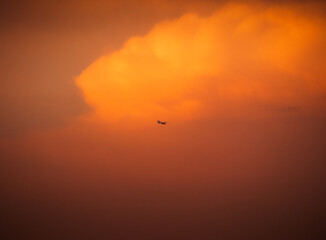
(1, 1, 325, 239)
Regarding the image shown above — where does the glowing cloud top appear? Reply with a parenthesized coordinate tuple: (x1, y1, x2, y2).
(76, 2, 326, 123)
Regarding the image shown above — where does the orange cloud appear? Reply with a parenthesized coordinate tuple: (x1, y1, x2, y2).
(76, 2, 326, 124)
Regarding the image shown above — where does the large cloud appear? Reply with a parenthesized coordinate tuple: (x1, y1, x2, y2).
(76, 2, 326, 124)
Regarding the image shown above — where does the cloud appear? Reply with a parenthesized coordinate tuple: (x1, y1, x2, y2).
(76, 1, 326, 124)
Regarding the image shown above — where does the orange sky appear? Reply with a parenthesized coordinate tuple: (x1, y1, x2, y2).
(1, 1, 326, 239)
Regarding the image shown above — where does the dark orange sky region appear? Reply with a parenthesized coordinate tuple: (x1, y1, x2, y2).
(1, 1, 325, 239)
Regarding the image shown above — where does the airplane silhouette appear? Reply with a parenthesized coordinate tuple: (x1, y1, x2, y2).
(157, 120, 167, 125)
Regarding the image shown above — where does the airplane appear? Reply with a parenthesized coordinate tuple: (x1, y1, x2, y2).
(157, 120, 167, 125)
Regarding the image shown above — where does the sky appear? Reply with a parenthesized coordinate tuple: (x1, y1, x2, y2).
(1, 0, 326, 239)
